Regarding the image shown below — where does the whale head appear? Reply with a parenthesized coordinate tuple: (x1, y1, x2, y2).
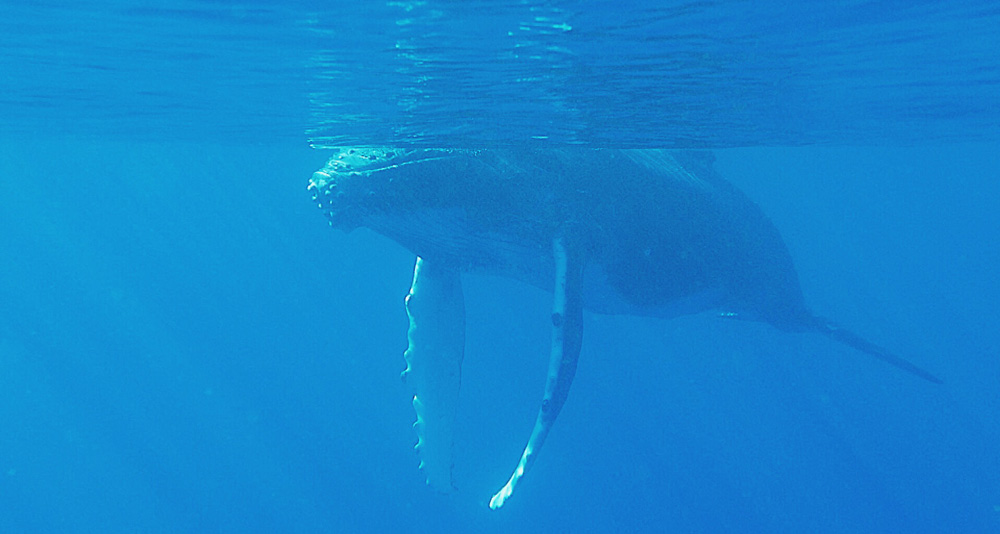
(308, 148, 467, 231)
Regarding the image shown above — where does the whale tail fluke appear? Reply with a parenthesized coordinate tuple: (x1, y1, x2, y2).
(813, 317, 943, 384)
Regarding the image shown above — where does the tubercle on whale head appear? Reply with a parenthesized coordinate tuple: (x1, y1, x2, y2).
(308, 148, 415, 231)
(309, 169, 365, 231)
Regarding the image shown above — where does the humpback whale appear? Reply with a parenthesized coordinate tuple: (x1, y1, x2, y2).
(307, 148, 941, 509)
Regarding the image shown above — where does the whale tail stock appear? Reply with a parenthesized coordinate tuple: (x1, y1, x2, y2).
(809, 315, 943, 384)
(725, 310, 943, 384)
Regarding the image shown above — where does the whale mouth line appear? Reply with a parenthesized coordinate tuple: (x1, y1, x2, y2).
(339, 155, 454, 176)
(321, 148, 457, 177)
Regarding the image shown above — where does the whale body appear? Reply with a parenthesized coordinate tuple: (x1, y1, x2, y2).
(308, 148, 940, 509)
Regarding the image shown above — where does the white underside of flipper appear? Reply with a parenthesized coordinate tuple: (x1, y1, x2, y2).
(402, 257, 466, 492)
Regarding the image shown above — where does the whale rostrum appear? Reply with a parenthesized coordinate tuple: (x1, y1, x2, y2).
(308, 148, 941, 509)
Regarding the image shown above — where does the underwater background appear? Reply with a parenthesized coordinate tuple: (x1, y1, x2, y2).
(2, 1, 999, 532)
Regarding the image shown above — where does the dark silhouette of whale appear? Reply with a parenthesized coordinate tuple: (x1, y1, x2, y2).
(308, 148, 940, 509)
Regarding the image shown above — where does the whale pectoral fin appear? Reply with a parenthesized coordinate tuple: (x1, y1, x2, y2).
(490, 236, 583, 510)
(402, 256, 466, 492)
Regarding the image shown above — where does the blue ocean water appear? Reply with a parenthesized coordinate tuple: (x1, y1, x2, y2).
(1, 1, 998, 532)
